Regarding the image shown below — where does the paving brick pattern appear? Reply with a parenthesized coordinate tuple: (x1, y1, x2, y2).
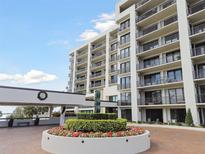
(0, 126, 205, 154)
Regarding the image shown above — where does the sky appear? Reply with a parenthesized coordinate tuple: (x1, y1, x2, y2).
(0, 0, 117, 114)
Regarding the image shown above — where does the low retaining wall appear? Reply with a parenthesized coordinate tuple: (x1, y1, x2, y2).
(41, 130, 150, 154)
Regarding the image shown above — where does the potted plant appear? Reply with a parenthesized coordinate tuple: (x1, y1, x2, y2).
(8, 115, 14, 127)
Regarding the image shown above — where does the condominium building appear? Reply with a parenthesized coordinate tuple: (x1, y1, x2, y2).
(68, 0, 205, 125)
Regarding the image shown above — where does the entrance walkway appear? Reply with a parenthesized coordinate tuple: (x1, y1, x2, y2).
(0, 126, 205, 154)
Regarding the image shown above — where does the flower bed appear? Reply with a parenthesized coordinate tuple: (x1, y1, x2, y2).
(47, 126, 145, 138)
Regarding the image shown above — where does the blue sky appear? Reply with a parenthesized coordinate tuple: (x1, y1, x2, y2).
(0, 0, 117, 113)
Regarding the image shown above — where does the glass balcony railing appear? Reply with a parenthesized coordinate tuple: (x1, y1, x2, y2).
(137, 77, 183, 87)
(192, 45, 205, 56)
(189, 1, 205, 14)
(197, 93, 205, 103)
(192, 22, 205, 35)
(136, 55, 181, 70)
(91, 43, 106, 51)
(117, 100, 131, 106)
(91, 61, 105, 68)
(137, 0, 176, 22)
(91, 72, 105, 78)
(91, 52, 105, 59)
(90, 82, 105, 88)
(195, 71, 205, 79)
(76, 77, 86, 81)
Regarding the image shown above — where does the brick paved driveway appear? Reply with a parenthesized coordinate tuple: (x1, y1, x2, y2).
(0, 126, 205, 154)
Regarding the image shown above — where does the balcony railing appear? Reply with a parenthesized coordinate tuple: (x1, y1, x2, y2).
(91, 72, 105, 78)
(136, 56, 181, 70)
(77, 60, 87, 65)
(137, 77, 183, 87)
(76, 68, 87, 73)
(76, 77, 86, 81)
(75, 86, 86, 91)
(189, 1, 205, 14)
(192, 22, 205, 35)
(117, 101, 131, 106)
(120, 39, 130, 46)
(137, 0, 176, 22)
(91, 52, 105, 59)
(136, 0, 150, 8)
(195, 71, 205, 79)
(192, 45, 205, 56)
(197, 93, 205, 103)
(137, 34, 179, 53)
(90, 82, 105, 88)
(137, 15, 177, 37)
(138, 95, 185, 105)
(109, 69, 119, 74)
(91, 43, 106, 51)
(91, 61, 105, 68)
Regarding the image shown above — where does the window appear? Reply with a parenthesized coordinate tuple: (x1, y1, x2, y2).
(120, 33, 130, 45)
(120, 93, 131, 103)
(198, 63, 205, 78)
(142, 24, 158, 35)
(168, 88, 184, 104)
(110, 53, 117, 62)
(120, 76, 131, 89)
(145, 91, 162, 104)
(143, 40, 158, 51)
(165, 32, 179, 44)
(120, 19, 130, 31)
(144, 73, 161, 86)
(193, 22, 205, 34)
(164, 15, 177, 26)
(111, 43, 118, 51)
(120, 47, 130, 59)
(190, 1, 205, 14)
(110, 75, 117, 84)
(110, 64, 117, 72)
(120, 62, 130, 73)
(144, 56, 160, 68)
(109, 96, 118, 102)
(194, 42, 205, 56)
(167, 69, 182, 82)
(166, 50, 181, 63)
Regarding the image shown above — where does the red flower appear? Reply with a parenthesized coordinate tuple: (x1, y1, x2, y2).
(72, 132, 81, 137)
(107, 131, 112, 137)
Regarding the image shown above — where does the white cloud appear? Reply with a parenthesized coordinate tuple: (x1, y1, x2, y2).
(79, 29, 99, 41)
(47, 40, 69, 49)
(0, 70, 57, 84)
(79, 13, 116, 41)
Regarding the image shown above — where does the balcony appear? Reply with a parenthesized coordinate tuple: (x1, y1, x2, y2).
(119, 39, 130, 48)
(75, 86, 86, 91)
(76, 77, 87, 83)
(109, 69, 119, 74)
(91, 52, 106, 61)
(193, 44, 205, 56)
(136, 0, 164, 12)
(138, 95, 185, 106)
(137, 16, 178, 42)
(76, 68, 87, 75)
(197, 93, 205, 104)
(194, 71, 205, 80)
(90, 82, 105, 89)
(136, 0, 176, 27)
(76, 60, 87, 66)
(136, 56, 181, 73)
(190, 22, 205, 42)
(137, 77, 183, 89)
(189, 1, 205, 14)
(91, 61, 105, 70)
(137, 33, 180, 58)
(117, 101, 131, 106)
(90, 72, 105, 79)
(91, 43, 106, 52)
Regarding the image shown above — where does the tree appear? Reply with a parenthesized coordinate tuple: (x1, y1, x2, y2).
(12, 107, 25, 118)
(185, 109, 194, 126)
(0, 111, 2, 118)
(23, 106, 49, 118)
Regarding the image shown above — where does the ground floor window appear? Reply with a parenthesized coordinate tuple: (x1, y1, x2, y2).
(170, 109, 186, 123)
(121, 109, 132, 121)
(146, 109, 163, 123)
(199, 108, 205, 125)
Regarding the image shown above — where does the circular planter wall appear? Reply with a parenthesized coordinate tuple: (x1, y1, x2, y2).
(41, 130, 150, 154)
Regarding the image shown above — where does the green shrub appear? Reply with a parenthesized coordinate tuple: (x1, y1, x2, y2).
(77, 113, 117, 120)
(185, 109, 194, 126)
(65, 119, 127, 132)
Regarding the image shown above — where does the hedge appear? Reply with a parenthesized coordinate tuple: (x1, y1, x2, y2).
(77, 113, 117, 120)
(65, 119, 127, 132)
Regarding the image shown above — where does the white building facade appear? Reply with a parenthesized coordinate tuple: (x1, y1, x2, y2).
(69, 0, 205, 125)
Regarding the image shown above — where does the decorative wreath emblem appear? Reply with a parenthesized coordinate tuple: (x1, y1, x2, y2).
(37, 91, 48, 101)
